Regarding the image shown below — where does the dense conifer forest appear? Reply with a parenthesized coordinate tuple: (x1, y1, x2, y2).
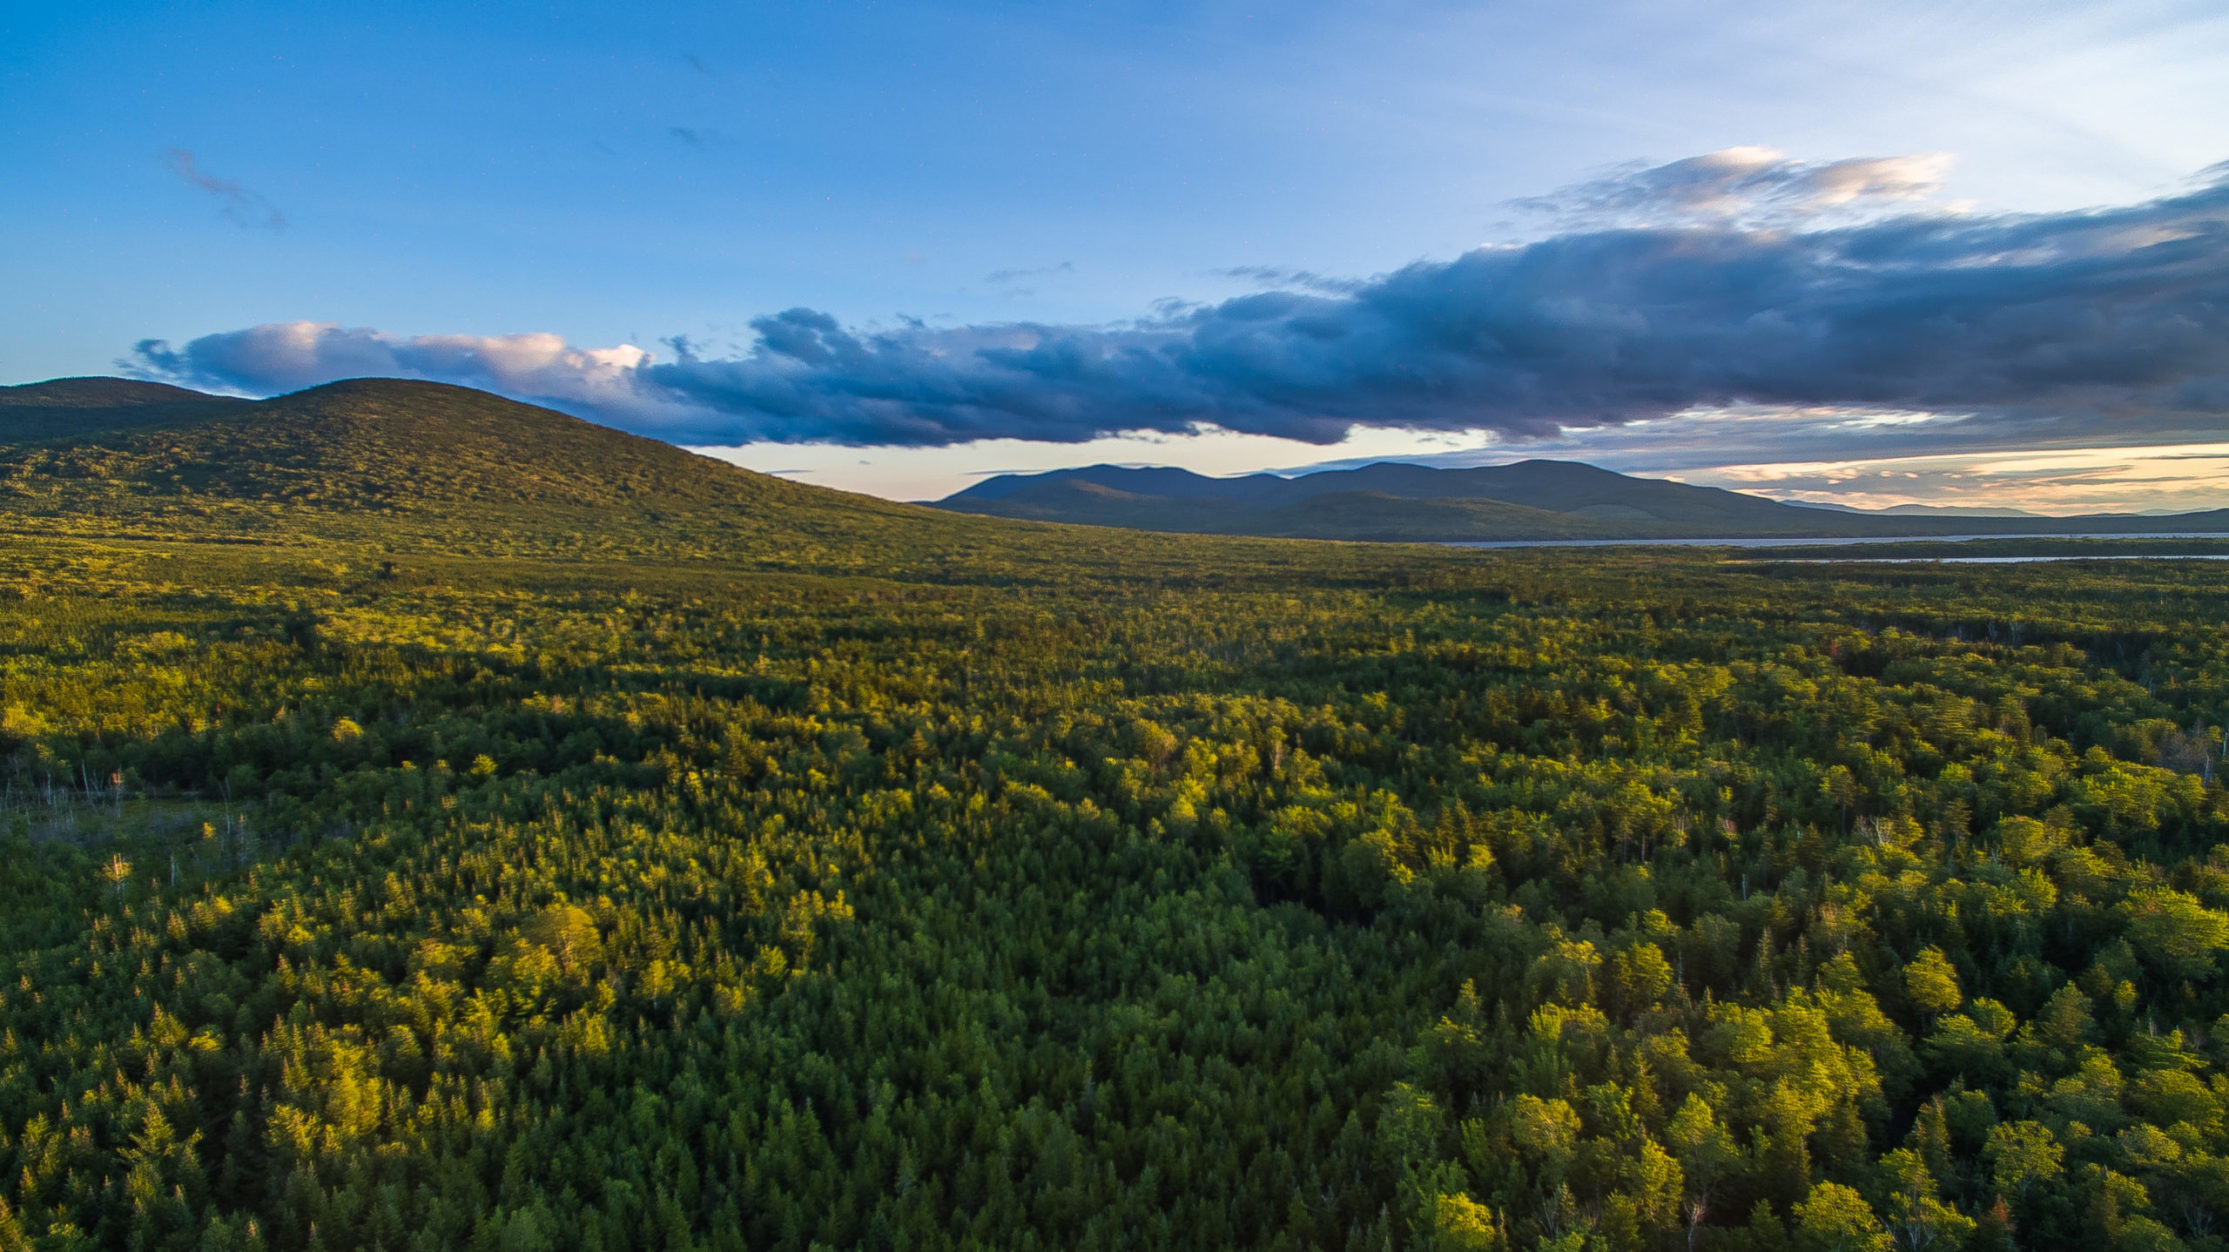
(4, 381, 2229, 1250)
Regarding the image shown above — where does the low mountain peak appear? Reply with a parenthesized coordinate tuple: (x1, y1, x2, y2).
(1, 376, 231, 409)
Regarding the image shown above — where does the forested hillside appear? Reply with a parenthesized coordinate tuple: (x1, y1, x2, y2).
(0, 378, 1018, 568)
(3, 380, 2229, 1250)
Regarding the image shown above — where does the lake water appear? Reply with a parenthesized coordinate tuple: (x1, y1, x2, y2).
(1756, 554, 2229, 565)
(1441, 531, 2229, 552)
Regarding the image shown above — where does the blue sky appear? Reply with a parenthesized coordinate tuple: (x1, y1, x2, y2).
(6, 0, 2228, 507)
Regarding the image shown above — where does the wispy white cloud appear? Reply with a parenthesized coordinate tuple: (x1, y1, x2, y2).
(983, 261, 1074, 287)
(164, 149, 284, 230)
(1509, 147, 1954, 229)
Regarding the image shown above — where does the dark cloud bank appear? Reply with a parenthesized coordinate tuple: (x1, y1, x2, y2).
(132, 153, 2229, 449)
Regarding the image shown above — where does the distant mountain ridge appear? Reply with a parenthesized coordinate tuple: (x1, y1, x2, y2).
(936, 460, 2229, 541)
(1784, 499, 2042, 519)
(11, 376, 2226, 551)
